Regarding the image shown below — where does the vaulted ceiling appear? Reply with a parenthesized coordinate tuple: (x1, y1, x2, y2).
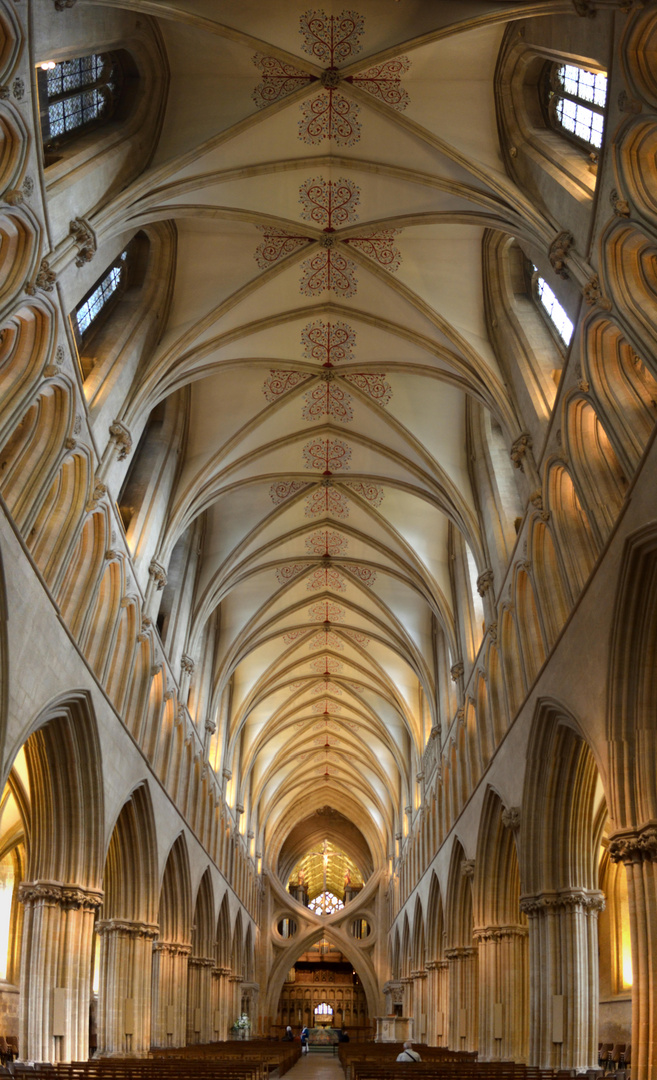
(113, 0, 547, 880)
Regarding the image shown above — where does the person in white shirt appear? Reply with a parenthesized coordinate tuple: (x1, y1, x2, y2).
(396, 1041, 421, 1062)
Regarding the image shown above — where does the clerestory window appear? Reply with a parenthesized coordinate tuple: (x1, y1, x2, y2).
(36, 53, 126, 162)
(75, 250, 128, 339)
(531, 264, 574, 348)
(544, 63, 607, 153)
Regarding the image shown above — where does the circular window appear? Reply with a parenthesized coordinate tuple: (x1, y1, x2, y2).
(350, 918, 371, 939)
(277, 917, 297, 939)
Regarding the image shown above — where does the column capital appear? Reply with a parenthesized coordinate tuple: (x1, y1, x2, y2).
(96, 918, 160, 939)
(609, 821, 657, 864)
(153, 941, 192, 957)
(519, 888, 605, 915)
(18, 880, 103, 911)
(473, 924, 528, 943)
(188, 955, 216, 969)
(445, 946, 477, 960)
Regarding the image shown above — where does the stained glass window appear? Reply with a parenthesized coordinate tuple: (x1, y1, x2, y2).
(75, 251, 127, 337)
(546, 63, 607, 151)
(39, 53, 121, 145)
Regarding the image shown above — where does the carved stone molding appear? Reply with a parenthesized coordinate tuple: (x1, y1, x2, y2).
(583, 275, 612, 311)
(461, 858, 475, 878)
(502, 805, 521, 831)
(54, 0, 77, 8)
(109, 420, 132, 460)
(153, 941, 192, 957)
(609, 822, 657, 864)
(487, 621, 498, 643)
(180, 654, 195, 676)
(445, 947, 477, 960)
(149, 558, 167, 590)
(205, 719, 217, 735)
(4, 188, 24, 206)
(610, 188, 631, 218)
(18, 881, 104, 911)
(473, 924, 528, 943)
(476, 569, 494, 597)
(96, 919, 160, 939)
(510, 433, 532, 472)
(528, 489, 550, 522)
(235, 803, 245, 815)
(519, 889, 605, 916)
(450, 661, 464, 682)
(548, 230, 574, 278)
(26, 258, 56, 295)
(70, 217, 97, 267)
(410, 969, 427, 980)
(188, 956, 216, 969)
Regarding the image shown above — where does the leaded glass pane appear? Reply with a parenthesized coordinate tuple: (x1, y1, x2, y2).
(551, 63, 607, 150)
(535, 271, 574, 346)
(76, 251, 127, 336)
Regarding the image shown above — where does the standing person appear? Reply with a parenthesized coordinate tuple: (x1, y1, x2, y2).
(396, 1041, 421, 1062)
(300, 1025, 310, 1053)
(283, 1025, 293, 1041)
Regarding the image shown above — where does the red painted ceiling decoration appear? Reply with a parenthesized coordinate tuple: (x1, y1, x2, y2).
(308, 601, 346, 622)
(312, 698, 343, 713)
(301, 375, 355, 422)
(269, 479, 309, 505)
(254, 225, 312, 270)
(305, 529, 348, 556)
(310, 655, 343, 674)
(283, 628, 311, 643)
(299, 246, 359, 297)
(275, 562, 307, 585)
(304, 483, 350, 519)
(301, 319, 356, 364)
(306, 566, 347, 592)
(299, 176, 360, 229)
(342, 628, 370, 647)
(342, 480, 385, 506)
(344, 563, 377, 587)
(302, 436, 352, 472)
(252, 10, 409, 149)
(308, 627, 345, 650)
(262, 369, 312, 403)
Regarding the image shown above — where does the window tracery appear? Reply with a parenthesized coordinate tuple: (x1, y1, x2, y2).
(544, 63, 607, 152)
(37, 53, 123, 152)
(531, 265, 574, 347)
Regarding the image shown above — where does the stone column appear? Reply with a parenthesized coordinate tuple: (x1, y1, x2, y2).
(474, 925, 528, 1062)
(609, 823, 657, 1080)
(425, 960, 449, 1046)
(229, 974, 243, 1031)
(96, 918, 159, 1056)
(445, 947, 478, 1052)
(520, 889, 604, 1071)
(151, 942, 191, 1048)
(216, 967, 233, 1038)
(18, 882, 102, 1063)
(186, 957, 215, 1044)
(410, 970, 427, 1042)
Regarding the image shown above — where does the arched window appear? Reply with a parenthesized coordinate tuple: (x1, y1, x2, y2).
(530, 264, 574, 347)
(37, 53, 124, 156)
(544, 63, 607, 152)
(76, 250, 127, 338)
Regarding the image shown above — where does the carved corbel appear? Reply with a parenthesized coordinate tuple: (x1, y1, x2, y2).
(450, 661, 464, 682)
(54, 0, 77, 7)
(528, 490, 550, 522)
(461, 859, 475, 878)
(108, 420, 132, 461)
(180, 654, 195, 676)
(610, 189, 630, 218)
(86, 481, 107, 512)
(476, 569, 494, 597)
(502, 806, 521, 831)
(548, 231, 574, 279)
(148, 558, 167, 591)
(510, 433, 533, 473)
(583, 274, 612, 311)
(70, 217, 97, 267)
(26, 259, 56, 295)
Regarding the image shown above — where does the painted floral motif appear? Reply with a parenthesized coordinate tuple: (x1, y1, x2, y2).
(306, 566, 347, 593)
(305, 485, 351, 519)
(309, 629, 345, 650)
(305, 529, 348, 556)
(299, 177, 360, 230)
(299, 10, 364, 65)
(263, 369, 312, 402)
(348, 56, 411, 110)
(308, 601, 346, 622)
(343, 371, 392, 406)
(275, 563, 307, 585)
(312, 698, 343, 713)
(313, 733, 341, 745)
(302, 437, 352, 472)
(270, 479, 307, 505)
(301, 319, 356, 365)
(342, 480, 384, 507)
(310, 655, 343, 673)
(344, 230, 402, 272)
(251, 53, 314, 108)
(342, 628, 370, 646)
(283, 628, 310, 643)
(298, 91, 360, 146)
(254, 225, 312, 269)
(299, 248, 358, 297)
(290, 680, 305, 690)
(344, 563, 377, 587)
(314, 679, 343, 695)
(302, 376, 354, 422)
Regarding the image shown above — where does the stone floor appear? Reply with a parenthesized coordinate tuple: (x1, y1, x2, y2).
(284, 1051, 344, 1080)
